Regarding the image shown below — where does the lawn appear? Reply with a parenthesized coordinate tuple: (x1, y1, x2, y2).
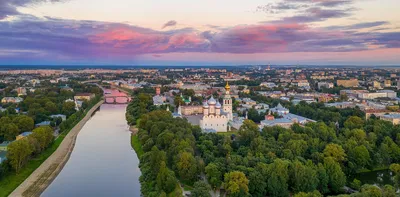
(0, 135, 64, 197)
(131, 134, 144, 159)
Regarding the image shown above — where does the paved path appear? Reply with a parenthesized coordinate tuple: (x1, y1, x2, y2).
(9, 101, 104, 197)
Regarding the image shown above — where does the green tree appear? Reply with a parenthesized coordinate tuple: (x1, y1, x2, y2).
(267, 159, 290, 197)
(7, 138, 33, 173)
(293, 190, 323, 197)
(191, 181, 212, 197)
(224, 171, 249, 196)
(238, 119, 260, 146)
(324, 157, 346, 193)
(3, 123, 19, 141)
(156, 161, 178, 194)
(344, 116, 364, 130)
(31, 126, 54, 151)
(323, 143, 347, 163)
(62, 101, 76, 116)
(14, 115, 34, 132)
(389, 163, 400, 189)
(176, 151, 198, 183)
(45, 101, 58, 114)
(205, 163, 222, 190)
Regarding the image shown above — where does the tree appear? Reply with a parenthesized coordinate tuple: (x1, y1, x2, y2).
(238, 120, 260, 146)
(224, 171, 249, 196)
(31, 126, 54, 151)
(289, 160, 318, 193)
(323, 143, 347, 163)
(176, 151, 198, 183)
(249, 168, 267, 197)
(389, 163, 400, 189)
(344, 116, 364, 130)
(350, 179, 361, 190)
(348, 145, 370, 170)
(45, 101, 58, 114)
(267, 159, 290, 197)
(360, 184, 382, 197)
(7, 138, 33, 173)
(156, 161, 178, 194)
(13, 115, 34, 132)
(293, 191, 323, 197)
(205, 163, 222, 190)
(62, 101, 76, 116)
(3, 123, 19, 141)
(191, 181, 212, 197)
(324, 157, 346, 193)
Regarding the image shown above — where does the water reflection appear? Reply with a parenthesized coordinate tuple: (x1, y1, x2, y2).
(355, 169, 394, 187)
(42, 104, 141, 197)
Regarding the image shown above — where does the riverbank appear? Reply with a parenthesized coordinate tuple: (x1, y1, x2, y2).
(8, 100, 104, 197)
(130, 133, 144, 159)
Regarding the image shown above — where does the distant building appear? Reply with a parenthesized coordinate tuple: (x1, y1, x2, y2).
(260, 82, 277, 88)
(0, 141, 11, 151)
(50, 114, 67, 121)
(384, 79, 392, 87)
(16, 132, 33, 140)
(16, 87, 27, 96)
(35, 121, 51, 127)
(357, 90, 397, 100)
(181, 105, 203, 116)
(200, 82, 232, 132)
(260, 104, 316, 129)
(1, 97, 23, 104)
(381, 114, 400, 125)
(153, 86, 166, 106)
(317, 82, 334, 89)
(74, 93, 95, 101)
(373, 81, 382, 89)
(337, 79, 359, 87)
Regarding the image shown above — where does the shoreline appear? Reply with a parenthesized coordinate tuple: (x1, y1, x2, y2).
(9, 100, 104, 197)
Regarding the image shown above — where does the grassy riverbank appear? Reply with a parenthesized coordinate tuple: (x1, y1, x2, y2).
(0, 99, 102, 197)
(0, 135, 64, 197)
(130, 134, 144, 159)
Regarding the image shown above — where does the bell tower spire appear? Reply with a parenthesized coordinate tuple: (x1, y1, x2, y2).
(223, 81, 232, 120)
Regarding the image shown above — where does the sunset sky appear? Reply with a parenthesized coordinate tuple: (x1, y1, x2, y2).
(0, 0, 399, 65)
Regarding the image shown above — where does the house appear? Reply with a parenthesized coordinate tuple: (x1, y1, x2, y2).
(0, 141, 11, 151)
(381, 114, 400, 125)
(74, 93, 95, 101)
(16, 87, 27, 96)
(1, 97, 23, 104)
(260, 104, 316, 129)
(35, 121, 51, 127)
(50, 114, 67, 121)
(16, 132, 33, 140)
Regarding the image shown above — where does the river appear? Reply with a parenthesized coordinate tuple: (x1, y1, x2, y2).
(42, 104, 141, 197)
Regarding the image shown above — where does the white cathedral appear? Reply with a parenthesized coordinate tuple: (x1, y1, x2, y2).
(200, 82, 233, 132)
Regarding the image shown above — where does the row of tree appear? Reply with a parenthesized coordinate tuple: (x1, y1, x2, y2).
(126, 92, 400, 196)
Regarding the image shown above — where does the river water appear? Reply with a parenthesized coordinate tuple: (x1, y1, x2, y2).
(42, 104, 141, 197)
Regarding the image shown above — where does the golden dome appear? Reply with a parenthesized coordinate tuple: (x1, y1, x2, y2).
(225, 81, 230, 91)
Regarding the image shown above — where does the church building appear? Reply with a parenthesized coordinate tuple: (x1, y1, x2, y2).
(200, 82, 233, 132)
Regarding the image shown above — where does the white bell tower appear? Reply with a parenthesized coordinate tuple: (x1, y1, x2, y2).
(223, 82, 233, 120)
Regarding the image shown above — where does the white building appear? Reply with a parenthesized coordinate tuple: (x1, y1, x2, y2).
(318, 82, 334, 89)
(260, 82, 277, 88)
(200, 82, 232, 132)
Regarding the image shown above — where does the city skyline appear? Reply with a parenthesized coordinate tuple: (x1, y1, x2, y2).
(0, 0, 399, 65)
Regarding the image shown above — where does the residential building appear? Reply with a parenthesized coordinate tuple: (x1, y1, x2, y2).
(337, 79, 359, 87)
(74, 93, 95, 101)
(1, 97, 23, 104)
(16, 132, 33, 140)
